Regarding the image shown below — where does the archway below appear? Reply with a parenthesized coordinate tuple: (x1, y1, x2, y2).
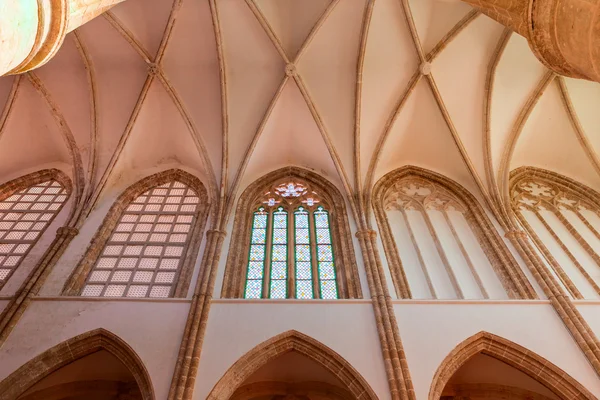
(231, 352, 353, 400)
(441, 353, 559, 400)
(16, 350, 142, 400)
(207, 330, 377, 400)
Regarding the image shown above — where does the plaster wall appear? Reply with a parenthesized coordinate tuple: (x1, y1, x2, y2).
(0, 299, 190, 399)
(195, 301, 390, 399)
(0, 300, 8, 313)
(395, 301, 600, 399)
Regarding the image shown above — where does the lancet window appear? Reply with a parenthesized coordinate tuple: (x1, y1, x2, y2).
(70, 171, 209, 299)
(374, 168, 532, 300)
(244, 182, 338, 300)
(0, 172, 69, 287)
(511, 169, 600, 299)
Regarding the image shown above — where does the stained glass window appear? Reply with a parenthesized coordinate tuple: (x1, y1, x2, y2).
(243, 181, 338, 299)
(314, 206, 338, 299)
(269, 207, 288, 299)
(295, 207, 313, 299)
(81, 181, 199, 298)
(0, 180, 68, 284)
(245, 208, 268, 299)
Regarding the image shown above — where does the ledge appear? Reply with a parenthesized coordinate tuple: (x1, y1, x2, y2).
(30, 296, 193, 304)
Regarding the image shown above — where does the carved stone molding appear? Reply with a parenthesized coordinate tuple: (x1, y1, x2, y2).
(207, 330, 378, 400)
(0, 328, 154, 400)
(62, 168, 210, 297)
(221, 166, 361, 299)
(429, 331, 595, 400)
(373, 166, 536, 300)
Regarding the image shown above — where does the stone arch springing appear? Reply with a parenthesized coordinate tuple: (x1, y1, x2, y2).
(373, 165, 536, 300)
(510, 166, 600, 299)
(428, 331, 595, 400)
(207, 330, 378, 400)
(0, 168, 72, 289)
(62, 168, 210, 297)
(221, 166, 361, 299)
(0, 328, 155, 400)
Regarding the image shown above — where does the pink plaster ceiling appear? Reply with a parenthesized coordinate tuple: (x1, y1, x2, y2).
(0, 0, 599, 219)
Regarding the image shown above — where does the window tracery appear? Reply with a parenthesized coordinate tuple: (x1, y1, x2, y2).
(222, 167, 361, 300)
(244, 181, 338, 299)
(374, 167, 535, 300)
(63, 169, 209, 298)
(511, 168, 600, 299)
(0, 170, 70, 287)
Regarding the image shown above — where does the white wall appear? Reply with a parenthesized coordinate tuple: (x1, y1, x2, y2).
(395, 301, 600, 399)
(195, 301, 390, 400)
(0, 299, 191, 399)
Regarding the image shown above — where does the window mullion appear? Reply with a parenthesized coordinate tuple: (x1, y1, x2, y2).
(262, 209, 274, 298)
(287, 209, 294, 299)
(309, 209, 320, 299)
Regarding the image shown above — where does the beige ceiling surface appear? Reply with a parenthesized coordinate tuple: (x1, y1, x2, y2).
(0, 0, 599, 222)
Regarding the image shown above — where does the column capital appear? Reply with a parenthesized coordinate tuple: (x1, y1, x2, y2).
(355, 229, 378, 239)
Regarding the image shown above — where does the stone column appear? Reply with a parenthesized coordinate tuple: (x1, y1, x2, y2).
(168, 229, 227, 400)
(461, 0, 600, 82)
(355, 229, 415, 400)
(0, 226, 79, 347)
(0, 0, 126, 76)
(505, 230, 600, 374)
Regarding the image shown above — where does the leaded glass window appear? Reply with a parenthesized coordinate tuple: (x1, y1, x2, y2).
(243, 181, 339, 299)
(81, 181, 200, 298)
(0, 179, 68, 284)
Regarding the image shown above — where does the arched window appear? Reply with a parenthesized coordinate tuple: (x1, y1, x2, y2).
(511, 167, 600, 300)
(63, 169, 209, 298)
(222, 167, 361, 300)
(245, 182, 337, 299)
(374, 166, 535, 300)
(0, 170, 70, 287)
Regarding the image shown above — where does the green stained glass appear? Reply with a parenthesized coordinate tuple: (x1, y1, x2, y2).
(244, 280, 262, 299)
(249, 245, 265, 261)
(295, 208, 313, 299)
(269, 208, 288, 299)
(317, 245, 333, 261)
(296, 245, 310, 261)
(319, 261, 335, 280)
(244, 210, 268, 299)
(296, 261, 312, 279)
(320, 280, 338, 299)
(314, 208, 338, 299)
(316, 228, 331, 244)
(296, 228, 309, 244)
(296, 280, 313, 299)
(247, 261, 264, 279)
(271, 245, 287, 261)
(270, 262, 287, 279)
(270, 280, 286, 299)
(252, 228, 266, 244)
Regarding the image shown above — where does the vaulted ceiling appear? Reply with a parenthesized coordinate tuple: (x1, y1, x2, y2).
(0, 0, 599, 224)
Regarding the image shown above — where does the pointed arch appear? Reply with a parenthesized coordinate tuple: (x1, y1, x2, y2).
(0, 328, 154, 400)
(221, 166, 361, 299)
(207, 330, 378, 400)
(510, 166, 600, 299)
(62, 168, 210, 297)
(373, 165, 536, 300)
(0, 169, 72, 288)
(429, 331, 595, 400)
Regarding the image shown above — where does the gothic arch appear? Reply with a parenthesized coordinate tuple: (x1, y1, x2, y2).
(62, 168, 210, 297)
(207, 330, 378, 400)
(373, 165, 536, 300)
(221, 166, 361, 299)
(510, 166, 600, 299)
(0, 328, 155, 400)
(428, 331, 595, 400)
(0, 168, 72, 288)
